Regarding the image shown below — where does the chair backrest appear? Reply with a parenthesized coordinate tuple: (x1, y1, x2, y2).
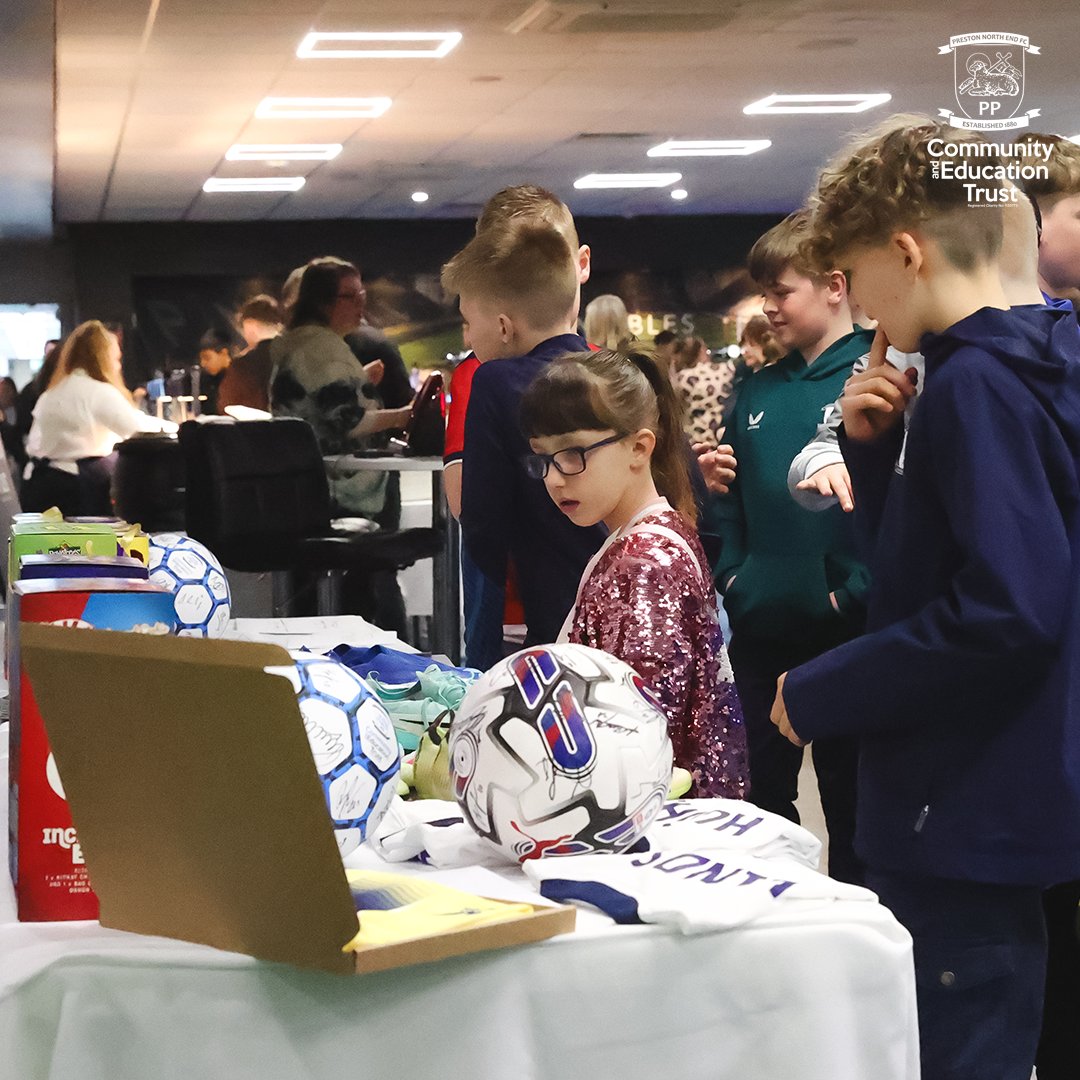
(112, 434, 186, 533)
(180, 419, 332, 562)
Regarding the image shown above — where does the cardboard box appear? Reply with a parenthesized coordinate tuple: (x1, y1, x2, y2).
(20, 625, 575, 973)
(116, 529, 150, 566)
(19, 554, 149, 581)
(8, 520, 120, 586)
(8, 580, 177, 921)
(63, 518, 152, 567)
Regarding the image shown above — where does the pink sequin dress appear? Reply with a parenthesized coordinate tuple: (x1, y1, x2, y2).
(564, 504, 749, 799)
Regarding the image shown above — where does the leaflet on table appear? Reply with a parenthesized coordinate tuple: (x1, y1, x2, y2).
(221, 615, 415, 654)
(7, 579, 176, 922)
(343, 869, 535, 949)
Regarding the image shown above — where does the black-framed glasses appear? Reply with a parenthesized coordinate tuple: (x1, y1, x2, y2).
(522, 433, 626, 479)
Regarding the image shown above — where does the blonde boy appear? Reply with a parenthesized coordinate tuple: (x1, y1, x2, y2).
(441, 219, 601, 665)
(444, 186, 589, 517)
(442, 186, 589, 669)
(772, 116, 1080, 1080)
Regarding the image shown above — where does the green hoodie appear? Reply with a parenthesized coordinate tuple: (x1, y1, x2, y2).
(713, 329, 873, 644)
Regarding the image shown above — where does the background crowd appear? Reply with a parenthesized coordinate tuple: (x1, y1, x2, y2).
(3, 118, 1079, 1080)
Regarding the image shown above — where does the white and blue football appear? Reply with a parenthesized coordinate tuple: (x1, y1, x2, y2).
(148, 532, 231, 637)
(279, 652, 402, 858)
(449, 644, 672, 863)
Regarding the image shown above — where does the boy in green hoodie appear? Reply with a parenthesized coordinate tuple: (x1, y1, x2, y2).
(715, 210, 872, 884)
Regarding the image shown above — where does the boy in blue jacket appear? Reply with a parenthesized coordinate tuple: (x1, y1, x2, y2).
(442, 219, 603, 664)
(771, 116, 1080, 1080)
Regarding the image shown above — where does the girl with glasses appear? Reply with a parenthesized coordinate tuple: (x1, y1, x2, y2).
(520, 348, 748, 799)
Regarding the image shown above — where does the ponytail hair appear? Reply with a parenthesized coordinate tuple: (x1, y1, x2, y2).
(520, 346, 696, 523)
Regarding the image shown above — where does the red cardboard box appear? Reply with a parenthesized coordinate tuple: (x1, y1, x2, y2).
(8, 579, 176, 921)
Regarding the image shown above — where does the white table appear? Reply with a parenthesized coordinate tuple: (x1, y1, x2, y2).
(326, 455, 461, 664)
(0, 730, 919, 1080)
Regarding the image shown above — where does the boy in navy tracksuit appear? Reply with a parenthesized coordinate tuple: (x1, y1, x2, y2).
(772, 117, 1080, 1080)
(442, 219, 604, 664)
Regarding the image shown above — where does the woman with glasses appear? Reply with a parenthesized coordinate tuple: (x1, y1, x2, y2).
(270, 257, 412, 519)
(520, 347, 748, 799)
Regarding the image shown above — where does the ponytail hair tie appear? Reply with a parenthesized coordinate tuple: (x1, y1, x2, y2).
(624, 347, 662, 397)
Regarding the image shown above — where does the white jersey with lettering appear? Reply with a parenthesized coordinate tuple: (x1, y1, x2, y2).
(368, 797, 822, 874)
(641, 799, 822, 869)
(523, 849, 876, 933)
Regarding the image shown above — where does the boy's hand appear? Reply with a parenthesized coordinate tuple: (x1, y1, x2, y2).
(796, 462, 854, 512)
(841, 329, 917, 443)
(363, 359, 386, 386)
(694, 442, 737, 494)
(770, 673, 808, 747)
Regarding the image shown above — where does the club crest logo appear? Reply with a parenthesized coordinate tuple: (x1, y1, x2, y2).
(938, 33, 1041, 130)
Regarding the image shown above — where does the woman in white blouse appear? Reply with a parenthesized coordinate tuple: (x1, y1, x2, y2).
(23, 320, 176, 514)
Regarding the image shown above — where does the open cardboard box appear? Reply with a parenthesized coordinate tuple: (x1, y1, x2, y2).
(20, 623, 574, 975)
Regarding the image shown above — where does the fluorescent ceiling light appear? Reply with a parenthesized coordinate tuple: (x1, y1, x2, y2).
(297, 31, 462, 59)
(256, 97, 392, 119)
(203, 177, 306, 193)
(649, 139, 771, 157)
(743, 93, 892, 115)
(411, 191, 430, 203)
(670, 188, 689, 201)
(574, 172, 682, 190)
(1069, 133, 1080, 144)
(225, 144, 342, 162)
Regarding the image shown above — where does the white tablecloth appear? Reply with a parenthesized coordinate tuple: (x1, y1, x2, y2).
(0, 736, 918, 1080)
(0, 617, 919, 1080)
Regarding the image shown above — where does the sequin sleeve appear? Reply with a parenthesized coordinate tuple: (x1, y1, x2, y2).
(574, 535, 697, 722)
(569, 525, 749, 799)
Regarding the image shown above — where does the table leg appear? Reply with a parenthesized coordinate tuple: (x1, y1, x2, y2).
(430, 471, 461, 664)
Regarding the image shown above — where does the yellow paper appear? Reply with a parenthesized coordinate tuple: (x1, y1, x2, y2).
(343, 870, 535, 951)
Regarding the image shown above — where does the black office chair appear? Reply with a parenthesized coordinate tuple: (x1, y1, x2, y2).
(113, 433, 187, 533)
(180, 418, 441, 616)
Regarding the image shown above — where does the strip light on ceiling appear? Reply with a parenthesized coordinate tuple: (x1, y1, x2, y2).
(255, 97, 392, 119)
(297, 31, 462, 59)
(225, 144, 343, 162)
(743, 93, 892, 115)
(648, 139, 771, 157)
(203, 177, 306, 193)
(574, 172, 682, 190)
